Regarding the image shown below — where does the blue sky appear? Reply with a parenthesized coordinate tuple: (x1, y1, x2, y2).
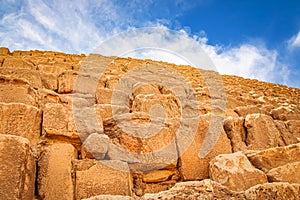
(0, 0, 300, 88)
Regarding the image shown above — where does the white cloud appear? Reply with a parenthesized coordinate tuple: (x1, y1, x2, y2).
(0, 0, 122, 53)
(109, 28, 288, 85)
(202, 43, 282, 83)
(288, 31, 300, 49)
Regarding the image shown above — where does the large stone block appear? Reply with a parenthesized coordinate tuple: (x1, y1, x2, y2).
(58, 70, 77, 93)
(0, 134, 36, 200)
(0, 68, 43, 89)
(37, 62, 72, 76)
(142, 179, 246, 200)
(95, 88, 113, 104)
(43, 102, 103, 140)
(286, 120, 300, 141)
(42, 103, 70, 136)
(0, 103, 41, 144)
(244, 114, 284, 150)
(0, 47, 10, 55)
(209, 152, 268, 192)
(223, 116, 247, 152)
(267, 162, 300, 184)
(271, 106, 300, 121)
(103, 112, 179, 171)
(41, 72, 58, 91)
(234, 105, 267, 117)
(178, 115, 232, 180)
(74, 159, 132, 199)
(81, 133, 109, 159)
(244, 182, 300, 200)
(131, 169, 179, 196)
(245, 143, 300, 172)
(38, 143, 78, 200)
(0, 83, 38, 106)
(0, 56, 4, 67)
(142, 170, 176, 183)
(2, 56, 35, 69)
(274, 120, 298, 145)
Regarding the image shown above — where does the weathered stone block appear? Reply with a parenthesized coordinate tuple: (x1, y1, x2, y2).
(0, 83, 38, 106)
(0, 47, 10, 55)
(2, 56, 35, 69)
(245, 182, 300, 200)
(267, 162, 300, 184)
(209, 152, 268, 191)
(0, 134, 36, 200)
(178, 115, 232, 180)
(74, 159, 132, 199)
(0, 68, 43, 89)
(271, 106, 300, 121)
(234, 105, 267, 117)
(274, 120, 298, 145)
(58, 70, 77, 93)
(223, 116, 247, 152)
(41, 72, 58, 91)
(81, 133, 109, 159)
(43, 103, 103, 139)
(0, 103, 41, 144)
(104, 112, 179, 171)
(96, 88, 113, 104)
(142, 170, 176, 183)
(38, 143, 77, 200)
(244, 114, 284, 150)
(142, 179, 246, 200)
(245, 143, 300, 172)
(37, 63, 72, 76)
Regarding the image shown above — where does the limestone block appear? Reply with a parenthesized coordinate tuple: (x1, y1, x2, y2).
(209, 152, 268, 191)
(0, 134, 36, 200)
(245, 143, 300, 172)
(74, 160, 132, 199)
(178, 115, 232, 180)
(43, 103, 103, 139)
(223, 116, 247, 152)
(141, 179, 245, 200)
(0, 103, 41, 144)
(245, 182, 300, 200)
(81, 133, 109, 159)
(0, 83, 38, 106)
(244, 114, 283, 150)
(267, 162, 300, 184)
(38, 143, 78, 200)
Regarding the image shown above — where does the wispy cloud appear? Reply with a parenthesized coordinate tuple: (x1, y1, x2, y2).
(0, 0, 124, 53)
(288, 31, 300, 49)
(202, 42, 287, 84)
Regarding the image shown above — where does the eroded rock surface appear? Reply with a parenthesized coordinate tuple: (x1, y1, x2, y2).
(73, 160, 132, 199)
(141, 179, 246, 200)
(0, 134, 36, 200)
(209, 152, 267, 191)
(38, 143, 77, 200)
(245, 143, 300, 172)
(267, 162, 300, 184)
